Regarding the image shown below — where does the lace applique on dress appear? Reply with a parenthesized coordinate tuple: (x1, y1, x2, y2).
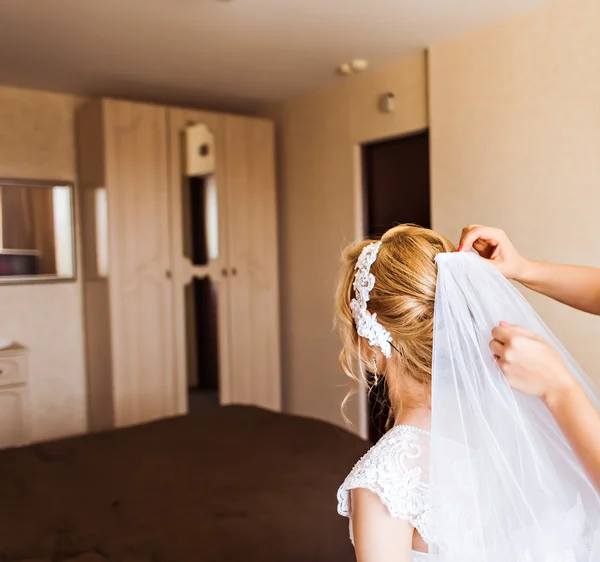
(337, 425, 432, 544)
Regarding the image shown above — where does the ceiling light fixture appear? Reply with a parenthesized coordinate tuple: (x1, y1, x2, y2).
(337, 63, 352, 76)
(351, 59, 368, 72)
(337, 59, 369, 77)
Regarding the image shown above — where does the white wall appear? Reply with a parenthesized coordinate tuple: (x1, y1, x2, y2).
(0, 86, 88, 441)
(263, 53, 428, 430)
(429, 0, 600, 379)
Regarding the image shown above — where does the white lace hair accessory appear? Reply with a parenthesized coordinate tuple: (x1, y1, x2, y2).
(350, 241, 394, 358)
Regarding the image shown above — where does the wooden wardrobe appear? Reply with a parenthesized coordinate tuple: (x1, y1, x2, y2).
(77, 98, 281, 431)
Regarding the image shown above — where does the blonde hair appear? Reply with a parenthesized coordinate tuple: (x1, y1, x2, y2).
(335, 224, 455, 423)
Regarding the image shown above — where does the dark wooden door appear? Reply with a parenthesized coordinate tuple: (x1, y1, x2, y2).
(363, 131, 430, 237)
(362, 130, 431, 442)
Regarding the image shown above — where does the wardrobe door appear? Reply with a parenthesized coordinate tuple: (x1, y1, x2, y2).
(223, 115, 281, 411)
(103, 100, 176, 427)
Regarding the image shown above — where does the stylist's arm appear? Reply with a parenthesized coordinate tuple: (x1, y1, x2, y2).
(490, 322, 600, 492)
(459, 225, 600, 315)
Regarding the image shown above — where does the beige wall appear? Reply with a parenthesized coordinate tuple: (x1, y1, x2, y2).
(429, 0, 600, 379)
(263, 53, 428, 432)
(0, 86, 88, 441)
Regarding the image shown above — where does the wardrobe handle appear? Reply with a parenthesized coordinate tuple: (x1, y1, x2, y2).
(165, 270, 172, 279)
(231, 267, 238, 276)
(222, 268, 229, 277)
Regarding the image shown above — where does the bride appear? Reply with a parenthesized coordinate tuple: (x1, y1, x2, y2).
(335, 225, 600, 562)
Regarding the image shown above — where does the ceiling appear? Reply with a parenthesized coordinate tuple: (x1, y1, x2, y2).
(0, 0, 547, 112)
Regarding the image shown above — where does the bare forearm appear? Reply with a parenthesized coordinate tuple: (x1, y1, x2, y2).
(545, 381, 600, 492)
(517, 260, 600, 316)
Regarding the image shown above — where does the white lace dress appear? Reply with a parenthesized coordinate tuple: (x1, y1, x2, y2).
(337, 425, 431, 561)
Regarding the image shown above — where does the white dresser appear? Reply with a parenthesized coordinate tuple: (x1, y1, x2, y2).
(0, 343, 30, 448)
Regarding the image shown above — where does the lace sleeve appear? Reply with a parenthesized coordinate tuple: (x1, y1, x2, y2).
(336, 426, 431, 543)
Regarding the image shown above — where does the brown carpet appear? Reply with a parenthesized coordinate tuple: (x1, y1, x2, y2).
(0, 405, 368, 562)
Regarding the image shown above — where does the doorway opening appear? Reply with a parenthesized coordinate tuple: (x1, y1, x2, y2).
(184, 174, 221, 414)
(361, 129, 431, 442)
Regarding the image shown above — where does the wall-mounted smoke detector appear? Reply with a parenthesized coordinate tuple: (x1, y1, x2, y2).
(379, 92, 396, 114)
(337, 59, 369, 77)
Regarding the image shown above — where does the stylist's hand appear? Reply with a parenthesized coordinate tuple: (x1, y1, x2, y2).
(490, 322, 575, 404)
(458, 225, 527, 280)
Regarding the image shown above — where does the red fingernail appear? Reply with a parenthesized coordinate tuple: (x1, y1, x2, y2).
(500, 321, 509, 327)
(457, 245, 463, 252)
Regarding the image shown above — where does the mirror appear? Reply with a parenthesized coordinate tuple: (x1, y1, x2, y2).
(0, 179, 76, 283)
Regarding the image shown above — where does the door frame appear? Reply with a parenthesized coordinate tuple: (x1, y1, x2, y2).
(352, 127, 430, 439)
